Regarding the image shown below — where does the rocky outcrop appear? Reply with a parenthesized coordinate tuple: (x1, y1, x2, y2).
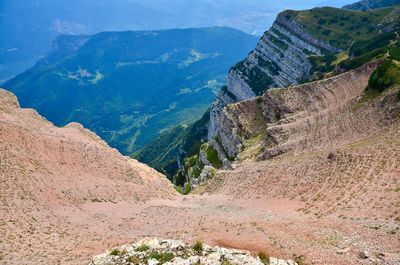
(207, 10, 342, 159)
(89, 238, 298, 265)
(36, 34, 90, 66)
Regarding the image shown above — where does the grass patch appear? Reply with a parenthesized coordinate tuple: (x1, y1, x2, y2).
(136, 244, 150, 252)
(110, 249, 120, 256)
(192, 240, 204, 253)
(283, 7, 400, 50)
(183, 182, 191, 195)
(202, 144, 222, 169)
(174, 185, 183, 194)
(148, 251, 174, 264)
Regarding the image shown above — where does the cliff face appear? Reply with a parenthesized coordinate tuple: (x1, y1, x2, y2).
(207, 10, 341, 164)
(204, 5, 400, 170)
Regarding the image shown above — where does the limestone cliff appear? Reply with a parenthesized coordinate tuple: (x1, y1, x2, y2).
(206, 9, 341, 166)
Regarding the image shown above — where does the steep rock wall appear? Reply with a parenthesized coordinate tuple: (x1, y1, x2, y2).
(208, 11, 341, 154)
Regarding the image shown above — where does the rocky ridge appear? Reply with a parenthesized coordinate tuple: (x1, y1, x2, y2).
(89, 238, 298, 265)
(215, 61, 380, 159)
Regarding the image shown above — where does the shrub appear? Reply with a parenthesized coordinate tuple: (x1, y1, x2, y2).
(173, 171, 186, 187)
(110, 249, 120, 256)
(389, 47, 400, 61)
(258, 251, 270, 264)
(192, 240, 204, 253)
(183, 182, 191, 195)
(202, 144, 222, 169)
(368, 60, 400, 92)
(136, 244, 150, 252)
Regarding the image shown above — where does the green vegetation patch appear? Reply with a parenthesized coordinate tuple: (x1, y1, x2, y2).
(351, 31, 397, 57)
(310, 53, 339, 76)
(355, 59, 400, 108)
(148, 251, 174, 264)
(368, 59, 400, 91)
(201, 143, 222, 169)
(339, 47, 388, 70)
(268, 33, 289, 51)
(136, 244, 150, 252)
(257, 56, 281, 76)
(110, 249, 121, 256)
(192, 240, 204, 253)
(389, 47, 400, 60)
(233, 60, 274, 95)
(246, 66, 274, 95)
(283, 7, 400, 50)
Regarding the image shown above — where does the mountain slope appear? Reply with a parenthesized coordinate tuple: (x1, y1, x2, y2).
(0, 88, 174, 264)
(4, 27, 258, 155)
(204, 60, 400, 222)
(344, 0, 400, 10)
(169, 4, 400, 184)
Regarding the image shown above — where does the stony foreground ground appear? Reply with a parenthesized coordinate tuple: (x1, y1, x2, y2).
(2, 194, 399, 265)
(89, 238, 297, 265)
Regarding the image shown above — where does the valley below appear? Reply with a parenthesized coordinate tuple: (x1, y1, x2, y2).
(2, 1, 400, 265)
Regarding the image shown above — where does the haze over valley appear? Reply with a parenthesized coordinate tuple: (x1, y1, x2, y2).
(1, 0, 400, 265)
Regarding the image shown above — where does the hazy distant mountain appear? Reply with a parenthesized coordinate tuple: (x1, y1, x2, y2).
(4, 27, 258, 154)
(0, 0, 355, 81)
